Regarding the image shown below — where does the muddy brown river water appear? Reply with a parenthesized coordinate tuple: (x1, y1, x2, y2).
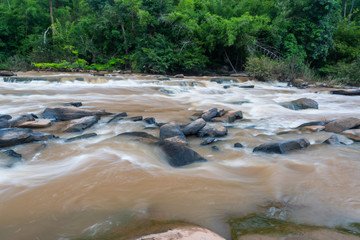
(0, 72, 359, 240)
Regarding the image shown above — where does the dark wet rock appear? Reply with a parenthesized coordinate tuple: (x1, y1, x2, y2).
(117, 131, 159, 144)
(92, 73, 105, 76)
(157, 77, 170, 81)
(198, 126, 228, 138)
(0, 128, 55, 148)
(296, 121, 327, 128)
(65, 133, 98, 142)
(158, 88, 175, 94)
(330, 89, 360, 96)
(223, 85, 231, 89)
(342, 129, 360, 141)
(144, 117, 156, 125)
(323, 135, 342, 145)
(107, 112, 127, 124)
(210, 78, 238, 84)
(234, 142, 244, 148)
(325, 117, 360, 133)
(182, 118, 207, 136)
(43, 106, 111, 121)
(0, 115, 12, 121)
(0, 70, 16, 77)
(253, 138, 310, 154)
(280, 98, 318, 110)
(163, 136, 188, 146)
(0, 121, 10, 128)
(127, 116, 143, 122)
(211, 146, 220, 152)
(0, 150, 23, 168)
(160, 140, 207, 167)
(64, 115, 100, 132)
(62, 102, 83, 107)
(227, 110, 243, 123)
(174, 74, 184, 78)
(201, 108, 225, 122)
(200, 138, 217, 146)
(237, 85, 255, 89)
(159, 122, 187, 144)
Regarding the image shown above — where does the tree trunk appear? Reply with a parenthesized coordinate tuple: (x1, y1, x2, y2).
(348, 0, 355, 26)
(49, 0, 54, 34)
(120, 20, 129, 55)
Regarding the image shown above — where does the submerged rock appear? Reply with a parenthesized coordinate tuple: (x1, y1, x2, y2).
(43, 106, 111, 121)
(182, 118, 206, 136)
(107, 112, 128, 124)
(117, 131, 159, 144)
(144, 117, 156, 125)
(65, 133, 98, 142)
(0, 128, 55, 148)
(323, 135, 342, 145)
(174, 74, 185, 78)
(62, 102, 82, 107)
(325, 117, 360, 133)
(127, 116, 143, 122)
(0, 70, 16, 77)
(253, 138, 310, 154)
(234, 142, 244, 148)
(201, 137, 218, 146)
(301, 125, 325, 132)
(296, 121, 327, 128)
(0, 150, 23, 168)
(160, 140, 207, 167)
(280, 98, 318, 110)
(64, 116, 99, 132)
(9, 114, 36, 127)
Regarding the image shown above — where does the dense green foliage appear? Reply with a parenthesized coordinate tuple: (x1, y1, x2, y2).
(0, 0, 359, 83)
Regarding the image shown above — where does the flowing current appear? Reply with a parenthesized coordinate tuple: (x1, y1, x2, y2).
(0, 72, 359, 240)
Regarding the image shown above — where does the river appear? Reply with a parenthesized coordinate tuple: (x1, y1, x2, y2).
(0, 72, 359, 240)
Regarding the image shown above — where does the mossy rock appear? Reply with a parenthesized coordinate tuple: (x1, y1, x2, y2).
(228, 214, 360, 240)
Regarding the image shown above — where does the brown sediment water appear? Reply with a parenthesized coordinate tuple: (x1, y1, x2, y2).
(0, 72, 360, 240)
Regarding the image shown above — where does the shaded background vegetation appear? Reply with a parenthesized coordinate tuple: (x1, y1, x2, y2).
(0, 0, 359, 84)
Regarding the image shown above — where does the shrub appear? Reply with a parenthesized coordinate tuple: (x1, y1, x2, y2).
(245, 56, 284, 81)
(321, 58, 360, 86)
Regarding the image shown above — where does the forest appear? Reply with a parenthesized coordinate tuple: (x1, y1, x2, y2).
(0, 0, 359, 85)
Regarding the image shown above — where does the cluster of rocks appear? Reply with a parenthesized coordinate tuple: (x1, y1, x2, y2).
(1, 96, 359, 169)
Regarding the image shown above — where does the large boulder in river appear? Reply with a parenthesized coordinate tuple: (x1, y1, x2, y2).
(64, 115, 99, 132)
(43, 106, 111, 121)
(0, 114, 12, 121)
(181, 118, 206, 136)
(0, 128, 55, 148)
(198, 126, 228, 138)
(325, 117, 360, 133)
(253, 138, 310, 154)
(160, 140, 207, 167)
(0, 150, 23, 168)
(159, 122, 187, 143)
(280, 98, 318, 110)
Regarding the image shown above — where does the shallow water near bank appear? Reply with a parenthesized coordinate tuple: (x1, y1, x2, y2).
(0, 72, 360, 240)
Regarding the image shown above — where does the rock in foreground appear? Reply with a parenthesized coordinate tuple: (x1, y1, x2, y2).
(253, 138, 310, 154)
(181, 118, 206, 136)
(0, 128, 55, 148)
(280, 98, 318, 110)
(325, 117, 360, 133)
(0, 150, 23, 168)
(159, 122, 187, 143)
(136, 226, 225, 240)
(64, 116, 99, 132)
(43, 106, 111, 121)
(342, 129, 360, 141)
(330, 89, 360, 96)
(160, 140, 207, 167)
